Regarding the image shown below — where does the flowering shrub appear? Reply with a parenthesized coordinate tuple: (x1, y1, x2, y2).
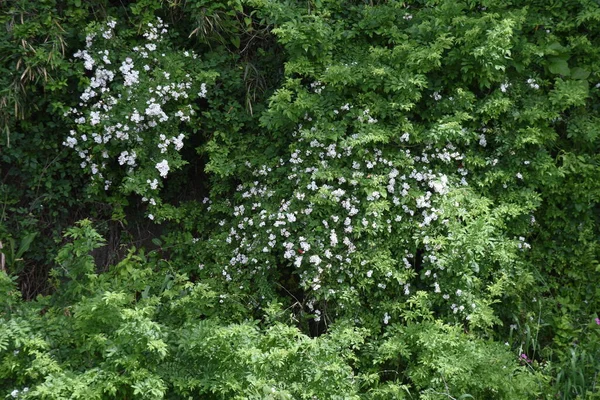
(0, 222, 541, 399)
(180, 2, 538, 334)
(194, 111, 530, 330)
(1, 0, 600, 398)
(64, 17, 216, 216)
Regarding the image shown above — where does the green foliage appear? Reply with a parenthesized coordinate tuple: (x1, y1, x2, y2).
(0, 224, 365, 399)
(1, 0, 600, 398)
(365, 321, 544, 399)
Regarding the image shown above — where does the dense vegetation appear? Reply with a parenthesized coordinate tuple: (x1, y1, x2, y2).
(1, 0, 599, 398)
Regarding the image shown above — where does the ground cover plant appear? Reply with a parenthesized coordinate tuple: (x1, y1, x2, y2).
(1, 0, 599, 398)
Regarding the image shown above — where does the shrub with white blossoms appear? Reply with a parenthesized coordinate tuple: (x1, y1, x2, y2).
(64, 17, 216, 216)
(194, 100, 530, 327)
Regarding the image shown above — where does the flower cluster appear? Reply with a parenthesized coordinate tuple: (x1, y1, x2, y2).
(526, 78, 540, 90)
(10, 387, 28, 398)
(195, 105, 496, 322)
(65, 17, 211, 214)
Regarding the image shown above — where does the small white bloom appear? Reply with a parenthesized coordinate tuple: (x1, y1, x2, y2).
(479, 133, 487, 147)
(147, 178, 159, 190)
(156, 159, 170, 177)
(309, 255, 322, 265)
(198, 82, 207, 98)
(330, 230, 338, 247)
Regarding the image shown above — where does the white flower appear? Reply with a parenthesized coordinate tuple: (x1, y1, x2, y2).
(527, 78, 540, 90)
(147, 178, 159, 190)
(307, 181, 318, 191)
(74, 49, 95, 70)
(130, 109, 143, 123)
(89, 111, 101, 125)
(198, 82, 207, 98)
(156, 159, 170, 177)
(430, 174, 449, 195)
(145, 102, 168, 122)
(313, 309, 321, 320)
(85, 33, 95, 48)
(63, 136, 77, 148)
(479, 133, 487, 147)
(118, 151, 129, 165)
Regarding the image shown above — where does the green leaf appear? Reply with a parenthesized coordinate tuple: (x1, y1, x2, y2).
(16, 232, 38, 259)
(548, 56, 570, 76)
(546, 41, 567, 54)
(231, 35, 241, 49)
(570, 67, 590, 80)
